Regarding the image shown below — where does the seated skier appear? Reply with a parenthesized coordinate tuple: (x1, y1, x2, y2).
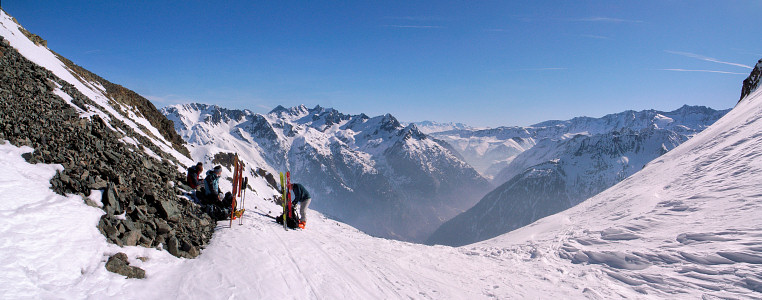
(186, 162, 203, 189)
(202, 166, 235, 220)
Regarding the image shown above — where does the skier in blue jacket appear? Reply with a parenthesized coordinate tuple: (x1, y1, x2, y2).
(202, 166, 235, 220)
(290, 183, 311, 229)
(203, 166, 223, 203)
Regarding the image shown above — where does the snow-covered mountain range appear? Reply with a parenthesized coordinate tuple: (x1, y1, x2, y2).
(408, 120, 478, 134)
(428, 106, 729, 246)
(161, 103, 491, 242)
(429, 106, 730, 181)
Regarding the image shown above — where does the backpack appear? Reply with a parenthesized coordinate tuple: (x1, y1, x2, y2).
(275, 206, 300, 229)
(186, 166, 199, 188)
(204, 204, 230, 221)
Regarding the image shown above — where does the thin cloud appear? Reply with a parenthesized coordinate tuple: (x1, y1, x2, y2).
(384, 16, 446, 22)
(659, 68, 747, 75)
(666, 50, 752, 69)
(382, 25, 445, 29)
(570, 17, 643, 23)
(580, 34, 610, 40)
(513, 67, 567, 71)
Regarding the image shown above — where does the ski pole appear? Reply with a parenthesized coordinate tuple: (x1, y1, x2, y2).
(240, 177, 248, 226)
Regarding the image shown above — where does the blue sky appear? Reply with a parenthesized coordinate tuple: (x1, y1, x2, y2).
(5, 1, 761, 127)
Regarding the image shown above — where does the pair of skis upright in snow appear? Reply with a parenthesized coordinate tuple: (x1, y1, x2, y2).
(279, 171, 292, 231)
(230, 154, 247, 227)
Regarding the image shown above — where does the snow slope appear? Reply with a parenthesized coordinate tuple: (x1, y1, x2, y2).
(5, 86, 762, 299)
(480, 85, 762, 297)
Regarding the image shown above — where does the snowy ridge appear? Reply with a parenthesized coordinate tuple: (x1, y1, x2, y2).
(0, 10, 191, 168)
(162, 103, 490, 242)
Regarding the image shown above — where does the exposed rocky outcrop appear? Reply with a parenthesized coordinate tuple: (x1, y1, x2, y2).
(740, 59, 762, 103)
(53, 53, 190, 158)
(0, 32, 212, 259)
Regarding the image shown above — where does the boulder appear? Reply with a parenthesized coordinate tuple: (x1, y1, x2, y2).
(121, 230, 141, 246)
(88, 177, 108, 190)
(155, 219, 172, 235)
(157, 200, 180, 221)
(101, 183, 121, 215)
(167, 236, 180, 257)
(105, 252, 145, 279)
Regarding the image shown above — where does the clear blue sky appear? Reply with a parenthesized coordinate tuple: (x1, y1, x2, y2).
(4, 1, 761, 127)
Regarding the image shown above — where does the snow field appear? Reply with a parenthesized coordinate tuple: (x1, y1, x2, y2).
(0, 141, 176, 299)
(483, 88, 762, 298)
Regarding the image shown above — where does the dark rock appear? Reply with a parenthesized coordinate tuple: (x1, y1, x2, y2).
(155, 219, 172, 235)
(101, 183, 121, 215)
(130, 207, 147, 222)
(84, 198, 100, 208)
(112, 252, 128, 262)
(188, 246, 200, 257)
(121, 219, 138, 232)
(154, 234, 166, 247)
(122, 230, 141, 246)
(740, 59, 762, 103)
(142, 158, 153, 170)
(88, 177, 108, 190)
(181, 239, 192, 252)
(21, 152, 32, 162)
(157, 200, 180, 221)
(139, 235, 152, 247)
(105, 252, 145, 279)
(167, 236, 180, 257)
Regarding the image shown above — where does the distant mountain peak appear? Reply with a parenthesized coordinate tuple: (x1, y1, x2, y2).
(268, 104, 309, 116)
(400, 124, 426, 140)
(380, 113, 402, 131)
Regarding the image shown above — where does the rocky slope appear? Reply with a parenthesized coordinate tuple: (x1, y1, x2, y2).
(163, 103, 491, 242)
(740, 59, 762, 102)
(0, 9, 215, 259)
